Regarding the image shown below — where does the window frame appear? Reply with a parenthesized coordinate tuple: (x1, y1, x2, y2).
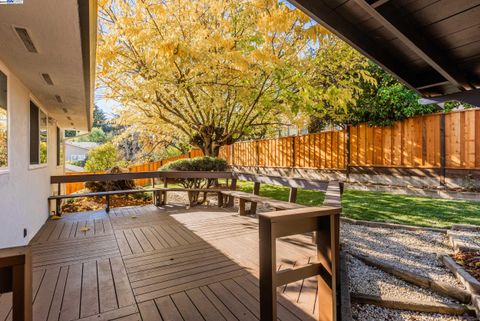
(0, 66, 9, 175)
(28, 98, 48, 170)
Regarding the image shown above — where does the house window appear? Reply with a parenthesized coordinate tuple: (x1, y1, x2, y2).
(56, 127, 64, 166)
(0, 71, 7, 170)
(29, 101, 48, 165)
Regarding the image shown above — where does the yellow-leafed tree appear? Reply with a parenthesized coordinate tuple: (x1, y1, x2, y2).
(97, 0, 370, 156)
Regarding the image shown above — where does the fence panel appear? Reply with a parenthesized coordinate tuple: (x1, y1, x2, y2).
(224, 109, 478, 169)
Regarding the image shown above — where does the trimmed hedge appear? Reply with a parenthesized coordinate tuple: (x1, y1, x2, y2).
(85, 166, 135, 192)
(160, 156, 227, 172)
(159, 157, 227, 199)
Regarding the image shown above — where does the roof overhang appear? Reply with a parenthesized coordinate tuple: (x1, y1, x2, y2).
(0, 0, 97, 130)
(290, 0, 480, 104)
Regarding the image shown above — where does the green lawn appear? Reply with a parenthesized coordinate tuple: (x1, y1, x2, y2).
(236, 181, 480, 228)
(236, 181, 325, 206)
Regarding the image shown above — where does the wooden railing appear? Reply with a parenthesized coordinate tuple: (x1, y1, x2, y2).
(53, 170, 234, 188)
(258, 182, 343, 321)
(65, 149, 204, 194)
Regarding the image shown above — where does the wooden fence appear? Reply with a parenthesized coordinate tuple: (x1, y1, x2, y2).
(66, 109, 479, 194)
(65, 149, 203, 194)
(219, 108, 480, 170)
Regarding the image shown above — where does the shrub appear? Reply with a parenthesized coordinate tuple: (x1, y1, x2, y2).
(159, 157, 227, 202)
(160, 156, 227, 172)
(85, 143, 127, 172)
(85, 166, 135, 192)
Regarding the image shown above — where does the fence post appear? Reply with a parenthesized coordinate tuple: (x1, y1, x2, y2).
(345, 125, 351, 179)
(291, 136, 296, 168)
(256, 140, 260, 167)
(231, 144, 235, 167)
(440, 113, 446, 186)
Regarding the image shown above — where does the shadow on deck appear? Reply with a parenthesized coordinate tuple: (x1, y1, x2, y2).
(0, 204, 320, 321)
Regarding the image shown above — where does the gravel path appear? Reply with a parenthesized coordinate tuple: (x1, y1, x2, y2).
(352, 304, 476, 321)
(341, 222, 464, 288)
(347, 255, 457, 304)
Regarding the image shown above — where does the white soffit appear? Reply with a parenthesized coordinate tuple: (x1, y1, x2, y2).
(0, 0, 88, 130)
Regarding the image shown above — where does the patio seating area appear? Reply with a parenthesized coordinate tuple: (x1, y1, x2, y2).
(0, 204, 324, 321)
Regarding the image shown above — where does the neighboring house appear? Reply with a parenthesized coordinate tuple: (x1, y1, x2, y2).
(0, 0, 96, 248)
(65, 141, 98, 162)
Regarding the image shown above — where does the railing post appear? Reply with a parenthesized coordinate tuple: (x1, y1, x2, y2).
(0, 248, 32, 321)
(315, 214, 340, 321)
(162, 177, 168, 205)
(259, 216, 276, 321)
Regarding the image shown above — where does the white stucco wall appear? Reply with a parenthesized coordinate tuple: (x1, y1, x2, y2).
(0, 59, 64, 249)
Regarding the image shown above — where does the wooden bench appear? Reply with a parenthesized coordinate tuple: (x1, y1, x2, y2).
(49, 187, 228, 215)
(221, 190, 305, 215)
(151, 187, 228, 207)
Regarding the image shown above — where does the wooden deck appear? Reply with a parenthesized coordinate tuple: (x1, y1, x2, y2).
(0, 205, 320, 321)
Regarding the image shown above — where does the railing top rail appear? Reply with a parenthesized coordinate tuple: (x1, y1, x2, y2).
(51, 171, 234, 184)
(258, 206, 341, 223)
(232, 172, 330, 191)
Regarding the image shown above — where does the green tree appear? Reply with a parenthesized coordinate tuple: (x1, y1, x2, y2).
(354, 63, 437, 126)
(299, 37, 373, 130)
(93, 105, 113, 134)
(84, 143, 126, 172)
(78, 128, 107, 143)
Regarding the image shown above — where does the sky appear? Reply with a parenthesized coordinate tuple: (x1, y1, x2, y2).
(95, 88, 117, 119)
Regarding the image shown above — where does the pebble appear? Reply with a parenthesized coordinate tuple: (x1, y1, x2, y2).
(352, 304, 476, 321)
(342, 223, 464, 288)
(347, 255, 456, 304)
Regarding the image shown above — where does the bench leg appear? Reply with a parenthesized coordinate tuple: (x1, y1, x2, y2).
(249, 201, 258, 215)
(217, 192, 223, 207)
(227, 195, 235, 207)
(187, 191, 194, 206)
(158, 191, 163, 206)
(105, 195, 110, 213)
(162, 191, 167, 205)
(239, 199, 247, 216)
(153, 191, 162, 207)
(56, 199, 62, 216)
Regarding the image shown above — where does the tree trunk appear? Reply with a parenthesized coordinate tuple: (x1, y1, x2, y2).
(199, 141, 221, 157)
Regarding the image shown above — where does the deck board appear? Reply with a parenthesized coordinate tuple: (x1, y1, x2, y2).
(3, 204, 318, 321)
